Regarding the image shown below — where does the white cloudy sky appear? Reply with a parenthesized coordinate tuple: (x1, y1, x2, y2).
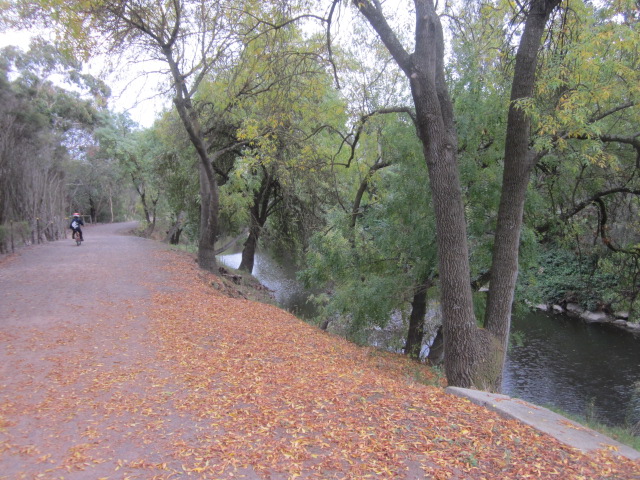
(0, 29, 167, 128)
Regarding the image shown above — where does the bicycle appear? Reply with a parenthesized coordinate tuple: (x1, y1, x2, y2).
(72, 230, 82, 246)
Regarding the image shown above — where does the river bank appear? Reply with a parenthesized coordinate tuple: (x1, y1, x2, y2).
(5, 223, 639, 478)
(535, 301, 640, 336)
(218, 250, 640, 431)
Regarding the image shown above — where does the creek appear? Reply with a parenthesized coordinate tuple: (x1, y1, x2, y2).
(219, 251, 640, 428)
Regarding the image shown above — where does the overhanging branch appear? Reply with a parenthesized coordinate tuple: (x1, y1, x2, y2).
(333, 107, 416, 168)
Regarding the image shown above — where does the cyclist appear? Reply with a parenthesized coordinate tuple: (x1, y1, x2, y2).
(69, 213, 84, 242)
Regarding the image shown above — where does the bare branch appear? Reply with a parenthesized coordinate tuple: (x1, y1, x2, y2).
(593, 197, 640, 256)
(589, 101, 635, 124)
(333, 107, 416, 168)
(326, 0, 342, 89)
(352, 0, 413, 75)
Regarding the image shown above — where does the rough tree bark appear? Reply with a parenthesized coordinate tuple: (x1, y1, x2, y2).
(165, 50, 220, 271)
(353, 0, 560, 390)
(482, 0, 562, 390)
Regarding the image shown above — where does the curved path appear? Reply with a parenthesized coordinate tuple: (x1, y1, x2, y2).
(1, 223, 638, 479)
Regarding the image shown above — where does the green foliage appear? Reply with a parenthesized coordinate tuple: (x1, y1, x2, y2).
(522, 247, 621, 311)
(300, 115, 438, 341)
(151, 112, 201, 241)
(0, 40, 105, 237)
(211, 26, 348, 260)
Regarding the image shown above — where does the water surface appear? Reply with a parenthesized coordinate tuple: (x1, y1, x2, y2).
(504, 312, 640, 426)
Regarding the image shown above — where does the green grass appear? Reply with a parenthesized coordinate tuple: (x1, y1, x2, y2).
(544, 405, 640, 451)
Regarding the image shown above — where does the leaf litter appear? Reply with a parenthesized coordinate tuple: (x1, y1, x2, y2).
(0, 248, 638, 479)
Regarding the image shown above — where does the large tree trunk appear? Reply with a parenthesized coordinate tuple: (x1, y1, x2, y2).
(410, 1, 480, 387)
(162, 47, 221, 271)
(89, 197, 96, 223)
(354, 0, 559, 390)
(197, 162, 218, 271)
(482, 0, 561, 391)
(355, 0, 478, 386)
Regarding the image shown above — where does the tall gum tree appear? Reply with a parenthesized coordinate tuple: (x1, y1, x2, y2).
(345, 0, 560, 389)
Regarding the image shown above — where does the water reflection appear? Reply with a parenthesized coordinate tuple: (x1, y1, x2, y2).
(504, 313, 640, 426)
(218, 252, 314, 318)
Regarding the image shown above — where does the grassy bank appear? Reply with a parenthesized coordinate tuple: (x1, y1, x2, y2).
(544, 404, 640, 451)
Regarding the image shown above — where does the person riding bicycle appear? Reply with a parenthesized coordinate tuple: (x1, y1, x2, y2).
(69, 213, 84, 242)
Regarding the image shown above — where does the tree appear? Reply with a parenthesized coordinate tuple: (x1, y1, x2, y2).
(11, 0, 278, 269)
(89, 0, 249, 270)
(0, 40, 104, 247)
(520, 0, 640, 316)
(227, 27, 345, 273)
(338, 0, 561, 389)
(301, 113, 439, 357)
(93, 112, 164, 235)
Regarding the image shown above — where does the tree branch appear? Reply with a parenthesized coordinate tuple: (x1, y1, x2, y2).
(592, 198, 639, 255)
(333, 107, 416, 168)
(350, 158, 390, 229)
(351, 0, 413, 76)
(326, 0, 342, 89)
(536, 187, 640, 236)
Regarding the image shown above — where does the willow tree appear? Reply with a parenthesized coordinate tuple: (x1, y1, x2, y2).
(222, 26, 346, 274)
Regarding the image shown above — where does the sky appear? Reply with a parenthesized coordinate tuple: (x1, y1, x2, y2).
(0, 29, 167, 128)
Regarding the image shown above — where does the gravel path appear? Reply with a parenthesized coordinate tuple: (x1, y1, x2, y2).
(1, 223, 638, 479)
(0, 222, 181, 479)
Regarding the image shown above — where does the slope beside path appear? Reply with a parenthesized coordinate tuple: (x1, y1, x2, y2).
(0, 223, 638, 479)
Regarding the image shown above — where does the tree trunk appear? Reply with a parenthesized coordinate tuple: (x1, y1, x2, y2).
(239, 170, 277, 274)
(354, 0, 560, 390)
(108, 186, 115, 223)
(165, 49, 220, 272)
(239, 225, 259, 273)
(411, 1, 480, 387)
(427, 325, 444, 366)
(89, 197, 96, 223)
(197, 162, 218, 270)
(140, 192, 151, 224)
(405, 281, 429, 359)
(164, 211, 186, 245)
(482, 0, 561, 391)
(239, 191, 262, 273)
(354, 0, 479, 386)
